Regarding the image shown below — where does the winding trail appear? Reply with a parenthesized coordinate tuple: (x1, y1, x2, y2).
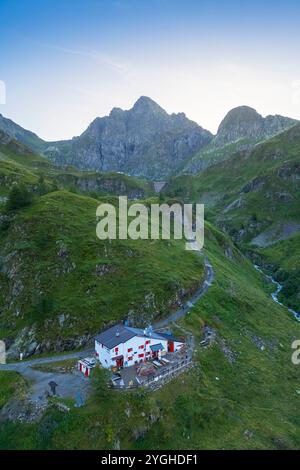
(154, 256, 214, 329)
(0, 350, 93, 407)
(0, 246, 214, 405)
(254, 264, 300, 323)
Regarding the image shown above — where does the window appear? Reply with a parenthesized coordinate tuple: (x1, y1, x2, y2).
(128, 356, 133, 361)
(128, 347, 133, 352)
(115, 347, 119, 352)
(138, 353, 144, 358)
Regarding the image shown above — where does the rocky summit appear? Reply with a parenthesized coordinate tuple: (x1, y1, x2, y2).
(213, 105, 297, 147)
(0, 101, 297, 181)
(42, 96, 213, 180)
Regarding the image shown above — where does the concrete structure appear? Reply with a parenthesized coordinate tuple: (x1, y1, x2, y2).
(95, 324, 184, 369)
(78, 357, 97, 377)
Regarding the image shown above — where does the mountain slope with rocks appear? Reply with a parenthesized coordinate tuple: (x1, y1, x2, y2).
(0, 114, 46, 154)
(1, 222, 300, 450)
(213, 105, 296, 147)
(164, 123, 300, 311)
(43, 96, 213, 179)
(182, 106, 297, 174)
(0, 130, 155, 200)
(1, 102, 296, 181)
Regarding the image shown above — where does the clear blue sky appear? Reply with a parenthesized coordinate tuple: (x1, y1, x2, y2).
(1, 0, 300, 140)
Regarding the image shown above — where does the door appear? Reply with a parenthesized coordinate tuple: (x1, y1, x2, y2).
(168, 341, 174, 353)
(116, 357, 124, 368)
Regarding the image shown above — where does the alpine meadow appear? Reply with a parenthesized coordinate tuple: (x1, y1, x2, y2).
(1, 0, 300, 457)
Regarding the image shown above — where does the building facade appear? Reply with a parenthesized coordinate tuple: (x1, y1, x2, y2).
(95, 324, 184, 369)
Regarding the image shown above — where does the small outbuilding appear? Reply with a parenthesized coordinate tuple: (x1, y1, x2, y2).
(78, 357, 97, 377)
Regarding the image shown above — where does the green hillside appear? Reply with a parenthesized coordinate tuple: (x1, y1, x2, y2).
(0, 121, 300, 450)
(164, 124, 300, 310)
(0, 132, 154, 200)
(0, 189, 204, 357)
(181, 138, 253, 174)
(1, 223, 300, 449)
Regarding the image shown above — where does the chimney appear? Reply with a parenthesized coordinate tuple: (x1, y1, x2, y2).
(116, 331, 120, 337)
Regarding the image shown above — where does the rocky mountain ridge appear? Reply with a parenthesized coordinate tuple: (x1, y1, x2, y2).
(213, 105, 297, 147)
(182, 106, 298, 175)
(0, 100, 297, 180)
(43, 96, 213, 180)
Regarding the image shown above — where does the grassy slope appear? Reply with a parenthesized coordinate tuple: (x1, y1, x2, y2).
(0, 371, 25, 410)
(54, 170, 154, 199)
(0, 160, 38, 196)
(0, 189, 204, 352)
(164, 124, 300, 310)
(251, 233, 300, 310)
(0, 116, 46, 154)
(0, 138, 154, 198)
(1, 224, 300, 449)
(165, 124, 300, 206)
(0, 139, 198, 352)
(1, 127, 300, 449)
(181, 138, 253, 174)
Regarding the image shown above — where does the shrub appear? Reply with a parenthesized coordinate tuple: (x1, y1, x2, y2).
(91, 367, 111, 400)
(6, 183, 32, 211)
(37, 175, 48, 196)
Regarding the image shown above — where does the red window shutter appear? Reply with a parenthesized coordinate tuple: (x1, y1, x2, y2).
(139, 345, 144, 349)
(138, 353, 144, 358)
(128, 347, 133, 352)
(128, 356, 133, 361)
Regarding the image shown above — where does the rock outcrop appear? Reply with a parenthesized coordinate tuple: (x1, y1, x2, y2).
(0, 115, 45, 153)
(213, 106, 297, 147)
(43, 97, 213, 180)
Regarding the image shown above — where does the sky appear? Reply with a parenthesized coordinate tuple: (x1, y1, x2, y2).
(1, 0, 300, 140)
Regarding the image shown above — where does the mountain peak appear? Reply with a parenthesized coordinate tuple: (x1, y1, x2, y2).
(42, 96, 212, 179)
(213, 105, 297, 147)
(132, 96, 165, 113)
(218, 106, 263, 132)
(109, 107, 124, 118)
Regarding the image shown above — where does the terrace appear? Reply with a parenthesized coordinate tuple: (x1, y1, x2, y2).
(111, 347, 192, 390)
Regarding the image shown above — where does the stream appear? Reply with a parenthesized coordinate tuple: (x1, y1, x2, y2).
(254, 264, 300, 323)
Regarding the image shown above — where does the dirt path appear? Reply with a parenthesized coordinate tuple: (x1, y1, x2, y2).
(0, 247, 214, 405)
(0, 348, 93, 371)
(154, 256, 214, 329)
(0, 349, 93, 407)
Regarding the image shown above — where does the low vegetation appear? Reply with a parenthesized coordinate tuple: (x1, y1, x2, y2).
(0, 371, 26, 410)
(31, 359, 77, 374)
(164, 124, 300, 311)
(0, 125, 300, 449)
(1, 224, 300, 449)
